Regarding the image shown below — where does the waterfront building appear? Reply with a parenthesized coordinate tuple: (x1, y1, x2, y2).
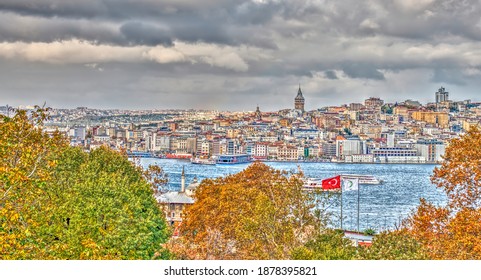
(415, 139, 445, 163)
(295, 85, 305, 112)
(277, 144, 299, 161)
(336, 136, 366, 158)
(321, 141, 337, 158)
(155, 133, 171, 151)
(344, 154, 374, 163)
(254, 142, 268, 159)
(386, 133, 395, 147)
(196, 139, 212, 156)
(371, 147, 418, 158)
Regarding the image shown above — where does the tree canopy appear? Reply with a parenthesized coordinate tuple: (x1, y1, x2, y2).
(1, 108, 170, 259)
(402, 127, 481, 259)
(170, 162, 322, 260)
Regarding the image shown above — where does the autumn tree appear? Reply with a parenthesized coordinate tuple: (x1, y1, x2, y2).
(1, 107, 67, 258)
(402, 127, 481, 259)
(170, 162, 323, 260)
(1, 108, 170, 259)
(432, 127, 481, 209)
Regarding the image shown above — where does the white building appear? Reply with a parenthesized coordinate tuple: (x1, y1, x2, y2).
(415, 140, 445, 163)
(336, 138, 366, 158)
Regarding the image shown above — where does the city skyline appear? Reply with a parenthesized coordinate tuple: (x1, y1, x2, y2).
(1, 1, 481, 110)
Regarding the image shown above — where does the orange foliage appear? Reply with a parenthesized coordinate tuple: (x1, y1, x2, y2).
(432, 127, 481, 209)
(405, 127, 481, 259)
(168, 162, 320, 260)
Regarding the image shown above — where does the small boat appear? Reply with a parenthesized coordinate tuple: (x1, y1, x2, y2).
(302, 178, 340, 192)
(216, 154, 251, 165)
(190, 157, 216, 165)
(302, 174, 383, 191)
(302, 178, 323, 191)
(340, 174, 383, 185)
(166, 153, 193, 159)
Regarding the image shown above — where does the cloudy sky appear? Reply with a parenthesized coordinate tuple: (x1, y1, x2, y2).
(1, 0, 481, 111)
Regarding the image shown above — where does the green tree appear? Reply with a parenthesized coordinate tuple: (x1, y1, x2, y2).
(43, 146, 170, 259)
(357, 230, 428, 260)
(1, 108, 170, 259)
(291, 229, 357, 260)
(1, 107, 67, 258)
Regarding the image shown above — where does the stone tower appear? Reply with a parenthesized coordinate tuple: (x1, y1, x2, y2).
(295, 84, 305, 112)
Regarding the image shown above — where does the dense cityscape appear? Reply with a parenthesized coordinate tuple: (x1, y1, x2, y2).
(4, 1, 481, 269)
(4, 86, 477, 165)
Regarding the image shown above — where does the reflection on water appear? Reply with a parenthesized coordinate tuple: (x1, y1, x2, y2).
(140, 158, 447, 232)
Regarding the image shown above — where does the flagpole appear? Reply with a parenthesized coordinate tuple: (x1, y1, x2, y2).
(340, 188, 343, 230)
(357, 183, 360, 233)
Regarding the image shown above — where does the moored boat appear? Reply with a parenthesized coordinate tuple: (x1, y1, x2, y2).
(302, 174, 383, 191)
(190, 157, 216, 165)
(340, 174, 383, 185)
(166, 153, 192, 159)
(302, 178, 341, 192)
(216, 154, 251, 164)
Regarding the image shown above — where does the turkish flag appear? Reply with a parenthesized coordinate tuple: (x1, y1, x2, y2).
(321, 175, 341, 190)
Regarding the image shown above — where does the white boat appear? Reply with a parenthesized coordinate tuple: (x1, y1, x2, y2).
(190, 157, 216, 165)
(340, 174, 383, 185)
(302, 174, 383, 191)
(302, 178, 322, 190)
(302, 178, 339, 192)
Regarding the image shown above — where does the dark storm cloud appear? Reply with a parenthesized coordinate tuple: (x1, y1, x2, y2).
(431, 68, 467, 86)
(369, 0, 481, 41)
(0, 13, 122, 45)
(0, 0, 238, 20)
(341, 63, 385, 80)
(119, 22, 173, 46)
(324, 70, 338, 80)
(2, 0, 481, 47)
(2, 0, 481, 109)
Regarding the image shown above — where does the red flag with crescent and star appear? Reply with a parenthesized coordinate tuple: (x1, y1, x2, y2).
(321, 175, 341, 190)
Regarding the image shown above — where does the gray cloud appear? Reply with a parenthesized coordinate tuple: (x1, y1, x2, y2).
(2, 0, 481, 110)
(341, 63, 385, 80)
(431, 68, 467, 86)
(324, 70, 338, 80)
(119, 22, 173, 46)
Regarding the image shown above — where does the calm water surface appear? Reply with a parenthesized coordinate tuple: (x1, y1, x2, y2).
(139, 158, 447, 232)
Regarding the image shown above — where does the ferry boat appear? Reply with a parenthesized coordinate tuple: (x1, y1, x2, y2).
(127, 151, 155, 158)
(302, 178, 343, 192)
(302, 178, 327, 191)
(340, 174, 383, 185)
(190, 157, 216, 165)
(302, 174, 383, 191)
(166, 153, 192, 159)
(216, 154, 251, 164)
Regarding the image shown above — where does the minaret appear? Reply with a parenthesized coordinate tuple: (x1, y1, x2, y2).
(181, 166, 185, 193)
(295, 84, 305, 112)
